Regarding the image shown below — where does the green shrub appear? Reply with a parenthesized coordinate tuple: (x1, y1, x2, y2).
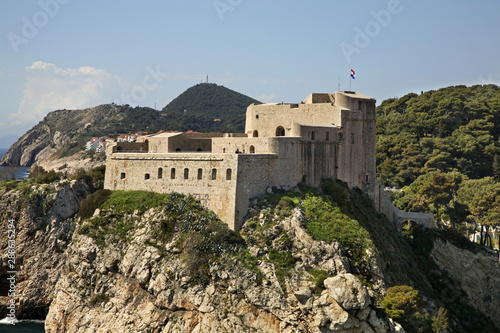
(89, 293, 109, 306)
(268, 248, 297, 292)
(78, 189, 112, 219)
(302, 193, 372, 268)
(307, 269, 332, 294)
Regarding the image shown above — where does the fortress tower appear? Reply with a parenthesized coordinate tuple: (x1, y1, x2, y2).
(104, 91, 377, 230)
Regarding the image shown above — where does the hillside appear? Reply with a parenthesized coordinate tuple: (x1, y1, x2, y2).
(1, 84, 259, 169)
(162, 83, 260, 131)
(376, 84, 500, 244)
(0, 176, 498, 332)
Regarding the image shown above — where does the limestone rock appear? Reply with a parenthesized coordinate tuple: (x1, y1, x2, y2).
(324, 274, 370, 310)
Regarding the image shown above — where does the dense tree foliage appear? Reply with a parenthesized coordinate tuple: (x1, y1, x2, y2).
(377, 85, 500, 246)
(377, 84, 500, 186)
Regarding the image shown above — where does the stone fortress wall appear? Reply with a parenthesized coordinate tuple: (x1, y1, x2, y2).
(104, 90, 432, 230)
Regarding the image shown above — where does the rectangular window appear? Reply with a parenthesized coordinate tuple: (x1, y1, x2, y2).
(171, 168, 176, 179)
(211, 168, 217, 180)
(326, 132, 330, 141)
(197, 168, 203, 180)
(226, 169, 232, 180)
(120, 172, 126, 179)
(351, 133, 355, 144)
(184, 168, 189, 180)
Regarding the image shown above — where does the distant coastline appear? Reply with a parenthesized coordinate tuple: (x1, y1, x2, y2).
(0, 148, 29, 180)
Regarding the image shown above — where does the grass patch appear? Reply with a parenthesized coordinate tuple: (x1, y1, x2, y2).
(307, 269, 332, 294)
(101, 190, 170, 215)
(268, 248, 297, 292)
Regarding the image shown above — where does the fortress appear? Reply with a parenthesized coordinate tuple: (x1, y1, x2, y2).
(104, 90, 434, 230)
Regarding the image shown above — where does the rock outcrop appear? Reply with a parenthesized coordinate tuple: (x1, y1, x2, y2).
(430, 239, 500, 329)
(0, 179, 93, 318)
(0, 104, 124, 170)
(1, 180, 498, 332)
(44, 200, 403, 333)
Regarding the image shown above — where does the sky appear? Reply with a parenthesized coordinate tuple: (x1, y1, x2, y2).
(0, 0, 499, 145)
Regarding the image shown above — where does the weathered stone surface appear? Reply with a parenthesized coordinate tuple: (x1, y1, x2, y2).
(324, 274, 370, 310)
(0, 180, 92, 319)
(430, 239, 500, 330)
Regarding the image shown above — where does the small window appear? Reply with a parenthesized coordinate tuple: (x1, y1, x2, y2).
(211, 168, 217, 180)
(184, 168, 189, 180)
(223, 148, 226, 153)
(197, 148, 202, 152)
(176, 148, 181, 152)
(311, 131, 316, 141)
(171, 168, 176, 179)
(256, 115, 259, 119)
(120, 172, 126, 179)
(197, 168, 203, 180)
(158, 168, 163, 179)
(358, 101, 362, 110)
(145, 173, 150, 180)
(326, 132, 330, 141)
(276, 126, 285, 137)
(253, 130, 258, 137)
(365, 174, 369, 183)
(249, 145, 255, 153)
(351, 133, 355, 144)
(226, 169, 232, 180)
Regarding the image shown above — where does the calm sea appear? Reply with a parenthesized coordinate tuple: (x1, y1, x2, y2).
(0, 319, 44, 332)
(0, 149, 44, 332)
(0, 148, 29, 180)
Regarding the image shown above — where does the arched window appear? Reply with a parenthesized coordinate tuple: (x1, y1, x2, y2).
(226, 169, 232, 180)
(197, 148, 202, 152)
(144, 139, 149, 152)
(184, 168, 189, 180)
(158, 168, 163, 179)
(145, 173, 150, 180)
(197, 168, 203, 180)
(171, 168, 176, 179)
(176, 148, 181, 152)
(249, 145, 255, 153)
(253, 130, 259, 137)
(211, 168, 217, 180)
(276, 126, 285, 137)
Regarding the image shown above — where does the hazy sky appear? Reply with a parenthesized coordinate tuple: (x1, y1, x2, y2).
(1, 0, 499, 139)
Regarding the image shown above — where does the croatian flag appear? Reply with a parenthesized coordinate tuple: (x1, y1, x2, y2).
(350, 69, 355, 79)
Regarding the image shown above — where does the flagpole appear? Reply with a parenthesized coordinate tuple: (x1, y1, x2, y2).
(349, 74, 352, 91)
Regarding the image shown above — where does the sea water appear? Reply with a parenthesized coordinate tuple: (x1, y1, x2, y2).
(0, 318, 44, 332)
(0, 149, 29, 180)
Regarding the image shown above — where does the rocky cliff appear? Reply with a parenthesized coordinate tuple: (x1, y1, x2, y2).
(0, 104, 127, 175)
(1, 179, 499, 332)
(0, 178, 93, 318)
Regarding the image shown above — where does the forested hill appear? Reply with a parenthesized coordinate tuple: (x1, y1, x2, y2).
(162, 83, 260, 131)
(376, 84, 500, 244)
(377, 84, 500, 186)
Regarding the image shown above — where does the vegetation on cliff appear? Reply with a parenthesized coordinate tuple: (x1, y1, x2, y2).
(377, 84, 500, 246)
(69, 179, 499, 332)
